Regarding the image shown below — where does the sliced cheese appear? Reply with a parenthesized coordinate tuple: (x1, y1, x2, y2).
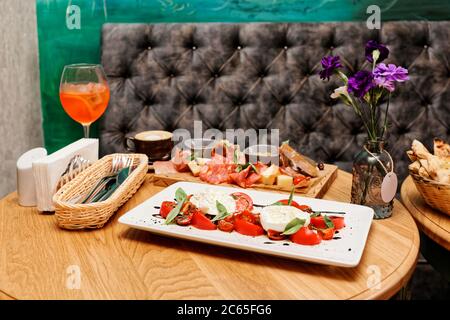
(261, 164, 279, 185)
(277, 174, 293, 189)
(195, 158, 210, 166)
(188, 160, 201, 176)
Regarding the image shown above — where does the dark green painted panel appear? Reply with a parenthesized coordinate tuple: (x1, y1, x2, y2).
(36, 0, 450, 152)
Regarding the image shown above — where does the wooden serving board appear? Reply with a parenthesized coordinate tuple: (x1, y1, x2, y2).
(151, 164, 338, 198)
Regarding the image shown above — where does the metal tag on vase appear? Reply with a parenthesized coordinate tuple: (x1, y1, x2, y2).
(381, 172, 398, 203)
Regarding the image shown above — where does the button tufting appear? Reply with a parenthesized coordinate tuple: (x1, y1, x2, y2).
(424, 44, 428, 49)
(147, 46, 152, 50)
(237, 46, 242, 50)
(213, 73, 219, 78)
(284, 46, 288, 50)
(192, 46, 197, 50)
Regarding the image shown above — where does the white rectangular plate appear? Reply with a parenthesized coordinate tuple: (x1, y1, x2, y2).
(119, 182, 374, 267)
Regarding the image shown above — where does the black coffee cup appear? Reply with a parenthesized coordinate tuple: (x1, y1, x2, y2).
(125, 130, 173, 161)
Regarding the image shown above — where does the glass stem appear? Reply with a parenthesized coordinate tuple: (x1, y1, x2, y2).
(83, 124, 90, 139)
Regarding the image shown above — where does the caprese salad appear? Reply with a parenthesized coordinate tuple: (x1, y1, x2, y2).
(157, 187, 345, 246)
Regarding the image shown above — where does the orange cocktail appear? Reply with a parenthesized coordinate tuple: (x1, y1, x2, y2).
(60, 82, 110, 125)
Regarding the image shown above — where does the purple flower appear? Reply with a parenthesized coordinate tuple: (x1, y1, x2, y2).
(373, 63, 409, 92)
(365, 40, 389, 63)
(319, 55, 342, 80)
(347, 70, 375, 98)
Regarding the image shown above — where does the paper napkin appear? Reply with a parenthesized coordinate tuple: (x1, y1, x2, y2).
(33, 138, 99, 212)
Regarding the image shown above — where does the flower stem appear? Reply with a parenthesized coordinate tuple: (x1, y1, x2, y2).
(380, 94, 391, 140)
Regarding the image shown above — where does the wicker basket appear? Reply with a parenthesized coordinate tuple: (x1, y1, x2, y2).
(53, 153, 148, 229)
(410, 172, 450, 216)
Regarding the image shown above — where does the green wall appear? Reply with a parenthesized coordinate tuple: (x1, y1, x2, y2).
(36, 0, 450, 152)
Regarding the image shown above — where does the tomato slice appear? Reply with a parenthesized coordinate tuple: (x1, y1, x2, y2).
(218, 220, 234, 232)
(239, 210, 258, 224)
(191, 210, 217, 230)
(275, 199, 311, 212)
(330, 216, 345, 230)
(310, 215, 327, 229)
(267, 229, 286, 241)
(232, 192, 253, 212)
(176, 212, 193, 226)
(290, 227, 322, 245)
(318, 227, 335, 240)
(234, 214, 264, 237)
(159, 201, 176, 218)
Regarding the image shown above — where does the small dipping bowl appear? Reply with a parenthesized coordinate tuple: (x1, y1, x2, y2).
(183, 138, 217, 159)
(244, 144, 279, 165)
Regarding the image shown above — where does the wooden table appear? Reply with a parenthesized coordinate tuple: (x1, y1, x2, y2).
(401, 176, 450, 281)
(0, 171, 419, 300)
(401, 176, 450, 251)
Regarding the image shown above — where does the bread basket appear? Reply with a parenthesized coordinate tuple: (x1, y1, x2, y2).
(410, 172, 450, 216)
(53, 153, 148, 229)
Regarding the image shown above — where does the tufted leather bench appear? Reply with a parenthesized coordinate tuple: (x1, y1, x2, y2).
(100, 22, 450, 182)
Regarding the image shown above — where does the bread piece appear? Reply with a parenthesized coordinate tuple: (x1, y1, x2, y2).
(411, 139, 432, 160)
(418, 166, 431, 179)
(406, 150, 417, 162)
(435, 168, 450, 184)
(434, 138, 450, 157)
(408, 161, 420, 174)
(279, 143, 318, 177)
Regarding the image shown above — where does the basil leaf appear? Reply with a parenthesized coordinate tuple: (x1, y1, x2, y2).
(250, 163, 259, 174)
(282, 218, 305, 235)
(233, 148, 238, 164)
(175, 188, 187, 203)
(165, 188, 188, 224)
(270, 201, 283, 206)
(324, 215, 335, 229)
(211, 201, 230, 222)
(287, 187, 295, 206)
(310, 212, 321, 218)
(164, 200, 185, 225)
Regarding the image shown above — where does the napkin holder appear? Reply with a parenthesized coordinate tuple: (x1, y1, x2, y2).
(33, 139, 98, 212)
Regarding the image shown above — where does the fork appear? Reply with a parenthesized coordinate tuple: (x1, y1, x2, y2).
(68, 155, 134, 204)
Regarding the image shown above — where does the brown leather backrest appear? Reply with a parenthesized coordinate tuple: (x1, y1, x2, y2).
(100, 22, 450, 181)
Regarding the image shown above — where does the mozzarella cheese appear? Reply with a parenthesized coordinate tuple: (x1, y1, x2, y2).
(260, 205, 310, 233)
(190, 191, 236, 216)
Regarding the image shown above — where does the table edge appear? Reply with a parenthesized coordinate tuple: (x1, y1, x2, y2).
(401, 177, 450, 251)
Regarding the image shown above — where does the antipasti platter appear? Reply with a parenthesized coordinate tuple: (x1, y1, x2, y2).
(151, 140, 338, 198)
(119, 182, 374, 267)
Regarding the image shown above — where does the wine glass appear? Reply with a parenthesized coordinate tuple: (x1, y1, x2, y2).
(59, 64, 110, 138)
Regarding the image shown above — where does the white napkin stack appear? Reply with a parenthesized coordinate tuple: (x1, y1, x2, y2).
(16, 148, 48, 206)
(32, 138, 99, 212)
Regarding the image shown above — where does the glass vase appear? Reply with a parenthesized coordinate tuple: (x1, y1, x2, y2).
(350, 140, 394, 219)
